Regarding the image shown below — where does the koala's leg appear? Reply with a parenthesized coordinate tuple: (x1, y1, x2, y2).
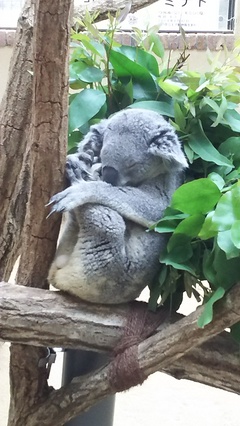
(49, 204, 162, 304)
(51, 213, 78, 269)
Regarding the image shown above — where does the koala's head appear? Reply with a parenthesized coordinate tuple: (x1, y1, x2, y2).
(79, 108, 188, 186)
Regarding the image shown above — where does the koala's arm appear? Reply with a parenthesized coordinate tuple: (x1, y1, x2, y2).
(48, 181, 166, 227)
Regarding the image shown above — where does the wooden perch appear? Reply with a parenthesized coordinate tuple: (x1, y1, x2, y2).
(0, 281, 238, 425)
(0, 282, 240, 398)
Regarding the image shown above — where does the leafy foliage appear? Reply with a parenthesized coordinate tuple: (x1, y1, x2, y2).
(68, 13, 240, 335)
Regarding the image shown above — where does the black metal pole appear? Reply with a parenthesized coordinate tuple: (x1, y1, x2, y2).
(62, 349, 115, 426)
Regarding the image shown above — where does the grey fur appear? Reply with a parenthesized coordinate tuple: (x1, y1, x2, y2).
(48, 109, 188, 304)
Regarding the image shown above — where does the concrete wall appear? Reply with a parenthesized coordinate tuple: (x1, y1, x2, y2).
(0, 34, 237, 102)
(0, 46, 12, 101)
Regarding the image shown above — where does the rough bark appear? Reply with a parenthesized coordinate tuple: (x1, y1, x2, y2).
(0, 282, 238, 426)
(0, 0, 34, 281)
(7, 1, 72, 425)
(163, 334, 240, 394)
(0, 282, 239, 401)
(74, 0, 159, 24)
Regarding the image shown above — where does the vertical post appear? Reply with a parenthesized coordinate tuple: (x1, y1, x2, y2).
(62, 350, 115, 426)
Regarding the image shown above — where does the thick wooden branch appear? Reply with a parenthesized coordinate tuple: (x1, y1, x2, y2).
(0, 0, 34, 281)
(7, 1, 72, 425)
(1, 282, 240, 396)
(0, 282, 124, 351)
(5, 281, 236, 426)
(74, 0, 159, 24)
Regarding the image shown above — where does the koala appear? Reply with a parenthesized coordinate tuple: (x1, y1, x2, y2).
(48, 108, 188, 304)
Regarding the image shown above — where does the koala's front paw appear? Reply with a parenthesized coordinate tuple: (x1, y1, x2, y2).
(47, 185, 83, 216)
(66, 150, 94, 185)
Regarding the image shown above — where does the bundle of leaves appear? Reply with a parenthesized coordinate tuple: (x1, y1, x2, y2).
(68, 12, 240, 336)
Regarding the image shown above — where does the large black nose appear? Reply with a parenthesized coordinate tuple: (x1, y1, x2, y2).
(102, 166, 119, 186)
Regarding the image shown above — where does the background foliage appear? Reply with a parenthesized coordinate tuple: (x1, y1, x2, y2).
(68, 11, 240, 336)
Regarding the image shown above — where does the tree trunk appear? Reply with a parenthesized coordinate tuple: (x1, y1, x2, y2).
(0, 0, 34, 281)
(6, 0, 72, 425)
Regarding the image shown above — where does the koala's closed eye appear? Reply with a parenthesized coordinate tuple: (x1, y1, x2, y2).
(48, 108, 187, 304)
(127, 162, 138, 170)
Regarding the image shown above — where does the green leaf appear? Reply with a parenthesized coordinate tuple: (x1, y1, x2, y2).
(198, 287, 225, 328)
(202, 249, 217, 286)
(109, 49, 158, 98)
(198, 212, 218, 240)
(69, 89, 106, 132)
(174, 214, 205, 237)
(174, 102, 186, 130)
(156, 209, 189, 221)
(179, 71, 200, 91)
(68, 130, 82, 152)
(158, 78, 188, 101)
(117, 1, 132, 24)
(213, 246, 240, 289)
(154, 220, 180, 233)
(171, 179, 221, 215)
(152, 209, 188, 232)
(70, 62, 104, 83)
(84, 20, 101, 38)
(129, 100, 174, 117)
(160, 234, 196, 274)
(223, 109, 240, 132)
(84, 38, 106, 58)
(207, 172, 225, 190)
(148, 265, 168, 311)
(183, 143, 194, 164)
(167, 234, 192, 256)
(211, 185, 240, 231)
(211, 95, 228, 128)
(149, 33, 165, 59)
(217, 230, 239, 259)
(188, 121, 233, 168)
(132, 82, 157, 101)
(160, 256, 196, 275)
(230, 322, 240, 343)
(115, 45, 160, 77)
(219, 137, 240, 167)
(200, 96, 220, 114)
(231, 221, 240, 249)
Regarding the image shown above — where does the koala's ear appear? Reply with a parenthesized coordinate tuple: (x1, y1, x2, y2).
(148, 128, 188, 171)
(78, 120, 107, 157)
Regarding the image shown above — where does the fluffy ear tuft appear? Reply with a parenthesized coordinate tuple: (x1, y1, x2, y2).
(148, 127, 188, 171)
(78, 120, 107, 159)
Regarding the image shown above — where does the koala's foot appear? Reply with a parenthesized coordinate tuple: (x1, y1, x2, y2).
(47, 185, 82, 215)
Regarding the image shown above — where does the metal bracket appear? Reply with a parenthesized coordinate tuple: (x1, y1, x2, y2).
(38, 347, 56, 378)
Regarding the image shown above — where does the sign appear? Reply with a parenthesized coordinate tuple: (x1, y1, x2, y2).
(97, 0, 234, 32)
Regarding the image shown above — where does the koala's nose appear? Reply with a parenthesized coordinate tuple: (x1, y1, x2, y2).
(102, 166, 119, 186)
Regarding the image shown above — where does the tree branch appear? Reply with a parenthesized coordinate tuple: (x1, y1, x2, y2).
(1, 283, 239, 402)
(74, 0, 160, 24)
(7, 281, 236, 426)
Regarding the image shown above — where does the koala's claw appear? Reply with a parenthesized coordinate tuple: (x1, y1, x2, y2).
(47, 185, 84, 217)
(46, 191, 69, 217)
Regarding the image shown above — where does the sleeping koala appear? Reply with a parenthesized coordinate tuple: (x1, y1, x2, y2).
(48, 108, 187, 304)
